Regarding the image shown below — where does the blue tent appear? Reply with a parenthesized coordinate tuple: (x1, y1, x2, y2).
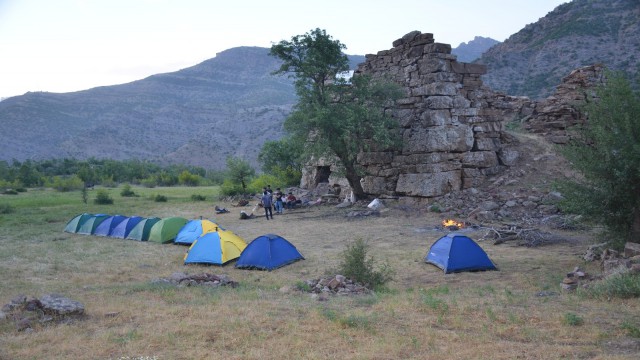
(110, 216, 144, 239)
(184, 231, 247, 266)
(425, 233, 497, 273)
(77, 214, 109, 235)
(236, 234, 304, 271)
(174, 219, 221, 245)
(93, 215, 128, 237)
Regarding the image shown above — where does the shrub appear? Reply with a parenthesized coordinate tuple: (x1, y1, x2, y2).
(190, 194, 206, 201)
(0, 203, 15, 214)
(338, 238, 394, 290)
(94, 189, 114, 205)
(2, 189, 18, 195)
(178, 171, 201, 186)
(49, 175, 84, 192)
(563, 312, 584, 326)
(140, 177, 157, 188)
(220, 179, 244, 196)
(582, 272, 640, 299)
(120, 183, 137, 197)
(247, 174, 281, 194)
(154, 194, 167, 202)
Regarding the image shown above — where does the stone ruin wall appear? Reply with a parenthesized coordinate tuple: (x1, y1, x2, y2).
(301, 31, 519, 199)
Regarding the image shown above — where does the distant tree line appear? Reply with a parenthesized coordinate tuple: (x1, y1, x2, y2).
(0, 158, 223, 191)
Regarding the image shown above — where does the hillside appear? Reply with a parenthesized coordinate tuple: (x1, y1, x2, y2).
(451, 36, 499, 62)
(0, 47, 364, 169)
(477, 0, 640, 99)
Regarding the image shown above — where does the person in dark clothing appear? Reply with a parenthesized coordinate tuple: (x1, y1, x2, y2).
(261, 191, 273, 220)
(274, 187, 284, 214)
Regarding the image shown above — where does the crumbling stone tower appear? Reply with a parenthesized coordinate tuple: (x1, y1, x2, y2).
(302, 31, 516, 199)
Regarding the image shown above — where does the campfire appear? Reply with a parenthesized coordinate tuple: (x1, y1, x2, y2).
(442, 219, 465, 231)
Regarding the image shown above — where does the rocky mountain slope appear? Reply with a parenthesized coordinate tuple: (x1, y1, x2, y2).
(0, 47, 363, 169)
(451, 36, 499, 62)
(477, 0, 640, 99)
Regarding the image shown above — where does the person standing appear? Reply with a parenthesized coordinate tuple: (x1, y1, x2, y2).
(261, 191, 273, 220)
(274, 187, 284, 214)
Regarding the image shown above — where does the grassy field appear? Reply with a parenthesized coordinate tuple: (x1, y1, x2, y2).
(0, 186, 639, 359)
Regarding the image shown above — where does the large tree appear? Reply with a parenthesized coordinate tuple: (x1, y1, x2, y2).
(270, 28, 401, 199)
(559, 72, 640, 248)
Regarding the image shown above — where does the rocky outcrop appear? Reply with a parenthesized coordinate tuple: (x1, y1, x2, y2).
(522, 64, 605, 144)
(302, 31, 517, 199)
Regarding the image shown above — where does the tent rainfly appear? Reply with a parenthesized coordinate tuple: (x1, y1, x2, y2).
(64, 213, 94, 233)
(425, 233, 498, 273)
(148, 217, 188, 244)
(93, 215, 128, 237)
(184, 231, 247, 265)
(174, 219, 221, 245)
(236, 234, 304, 271)
(76, 214, 110, 235)
(110, 216, 144, 239)
(126, 217, 161, 241)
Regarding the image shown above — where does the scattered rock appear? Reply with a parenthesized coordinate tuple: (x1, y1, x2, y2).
(624, 242, 640, 258)
(301, 275, 372, 299)
(1, 294, 86, 332)
(154, 272, 238, 288)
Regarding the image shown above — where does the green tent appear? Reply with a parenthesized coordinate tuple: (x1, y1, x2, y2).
(64, 213, 93, 233)
(77, 214, 110, 235)
(148, 217, 188, 244)
(126, 217, 160, 241)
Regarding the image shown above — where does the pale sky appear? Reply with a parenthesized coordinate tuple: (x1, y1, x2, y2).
(0, 0, 568, 99)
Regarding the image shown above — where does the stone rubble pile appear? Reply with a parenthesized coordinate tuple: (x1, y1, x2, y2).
(302, 275, 371, 299)
(0, 294, 85, 332)
(561, 267, 591, 291)
(153, 272, 238, 288)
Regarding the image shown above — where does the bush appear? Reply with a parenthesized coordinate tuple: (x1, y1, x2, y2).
(140, 177, 157, 188)
(220, 179, 244, 196)
(0, 203, 15, 214)
(247, 174, 281, 194)
(120, 183, 137, 197)
(94, 189, 114, 205)
(563, 312, 584, 326)
(582, 272, 640, 299)
(338, 238, 394, 290)
(153, 194, 167, 202)
(2, 189, 18, 195)
(49, 175, 84, 192)
(191, 194, 206, 201)
(178, 171, 201, 186)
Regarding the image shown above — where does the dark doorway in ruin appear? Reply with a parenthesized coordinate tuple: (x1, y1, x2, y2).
(314, 166, 331, 186)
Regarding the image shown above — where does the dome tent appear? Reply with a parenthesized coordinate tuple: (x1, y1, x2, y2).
(110, 216, 144, 239)
(93, 215, 128, 237)
(149, 217, 188, 244)
(126, 217, 160, 241)
(184, 231, 247, 265)
(64, 213, 94, 233)
(236, 234, 304, 271)
(174, 219, 221, 245)
(425, 233, 498, 273)
(76, 214, 109, 235)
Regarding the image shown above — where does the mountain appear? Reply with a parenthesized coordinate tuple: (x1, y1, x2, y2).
(451, 36, 500, 62)
(476, 0, 640, 99)
(0, 47, 365, 169)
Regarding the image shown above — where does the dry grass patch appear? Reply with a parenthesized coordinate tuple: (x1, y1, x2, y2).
(1, 189, 639, 359)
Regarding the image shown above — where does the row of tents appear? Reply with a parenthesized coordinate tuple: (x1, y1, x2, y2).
(64, 213, 305, 270)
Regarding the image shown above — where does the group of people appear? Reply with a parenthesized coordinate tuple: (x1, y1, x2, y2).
(260, 185, 298, 220)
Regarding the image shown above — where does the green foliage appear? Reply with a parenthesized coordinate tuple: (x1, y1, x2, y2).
(270, 29, 402, 199)
(120, 183, 137, 197)
(582, 272, 640, 299)
(419, 286, 450, 314)
(2, 189, 18, 195)
(190, 194, 206, 201)
(258, 137, 304, 186)
(295, 281, 312, 292)
(338, 238, 394, 290)
(153, 194, 168, 202)
(621, 321, 640, 338)
(563, 312, 584, 326)
(557, 72, 640, 249)
(94, 189, 114, 205)
(178, 170, 201, 186)
(247, 174, 281, 194)
(48, 175, 84, 192)
(225, 156, 255, 193)
(0, 203, 15, 214)
(140, 177, 157, 188)
(219, 179, 244, 196)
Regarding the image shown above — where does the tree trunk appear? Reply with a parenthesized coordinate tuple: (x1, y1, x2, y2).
(344, 165, 366, 201)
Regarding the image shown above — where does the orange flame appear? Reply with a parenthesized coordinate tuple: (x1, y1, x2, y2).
(442, 219, 464, 228)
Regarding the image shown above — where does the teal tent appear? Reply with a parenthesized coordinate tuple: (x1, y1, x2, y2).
(126, 217, 160, 241)
(64, 213, 93, 233)
(77, 214, 109, 235)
